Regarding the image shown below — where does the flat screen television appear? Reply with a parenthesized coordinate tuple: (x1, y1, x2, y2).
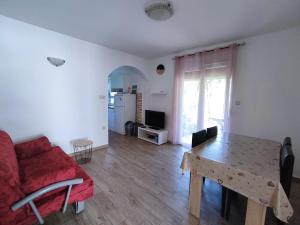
(145, 110, 165, 129)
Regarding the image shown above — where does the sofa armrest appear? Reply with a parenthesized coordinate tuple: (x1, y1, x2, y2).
(15, 136, 52, 160)
(11, 178, 83, 224)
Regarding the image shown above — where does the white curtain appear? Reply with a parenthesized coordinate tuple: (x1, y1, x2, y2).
(172, 45, 237, 146)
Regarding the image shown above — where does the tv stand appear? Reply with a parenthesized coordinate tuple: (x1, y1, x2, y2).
(149, 126, 160, 130)
(138, 127, 168, 145)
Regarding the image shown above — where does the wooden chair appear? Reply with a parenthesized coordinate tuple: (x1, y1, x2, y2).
(190, 130, 207, 193)
(206, 126, 218, 139)
(280, 137, 292, 171)
(283, 137, 292, 146)
(221, 187, 233, 219)
(278, 143, 294, 225)
(280, 144, 294, 198)
(191, 130, 207, 148)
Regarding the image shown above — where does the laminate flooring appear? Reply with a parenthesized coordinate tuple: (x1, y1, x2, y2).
(45, 132, 299, 225)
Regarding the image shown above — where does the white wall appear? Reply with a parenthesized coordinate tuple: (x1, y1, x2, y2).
(146, 25, 300, 177)
(230, 26, 300, 177)
(109, 72, 124, 90)
(109, 68, 147, 94)
(1, 14, 300, 177)
(0, 15, 148, 154)
(144, 58, 174, 138)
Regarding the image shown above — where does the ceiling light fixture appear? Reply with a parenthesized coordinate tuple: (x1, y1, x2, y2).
(145, 1, 174, 21)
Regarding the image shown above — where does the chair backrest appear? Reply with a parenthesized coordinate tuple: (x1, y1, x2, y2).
(192, 130, 207, 148)
(283, 137, 292, 146)
(280, 137, 292, 164)
(206, 126, 218, 139)
(280, 144, 294, 198)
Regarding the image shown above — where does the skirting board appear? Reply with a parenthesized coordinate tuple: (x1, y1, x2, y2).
(293, 177, 300, 183)
(93, 144, 109, 151)
(69, 144, 109, 157)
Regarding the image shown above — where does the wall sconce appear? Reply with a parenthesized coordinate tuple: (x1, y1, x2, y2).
(47, 57, 66, 67)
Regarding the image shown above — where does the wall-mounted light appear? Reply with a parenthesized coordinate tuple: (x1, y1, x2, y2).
(47, 57, 66, 67)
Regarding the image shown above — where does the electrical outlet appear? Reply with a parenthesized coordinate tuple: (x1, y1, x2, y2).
(102, 126, 106, 130)
(99, 95, 106, 100)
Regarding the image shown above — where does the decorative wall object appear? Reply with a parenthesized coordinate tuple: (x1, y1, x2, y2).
(136, 93, 142, 123)
(156, 64, 165, 75)
(47, 57, 66, 67)
(132, 85, 137, 94)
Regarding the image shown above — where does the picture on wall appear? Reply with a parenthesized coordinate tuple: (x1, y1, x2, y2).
(132, 85, 137, 94)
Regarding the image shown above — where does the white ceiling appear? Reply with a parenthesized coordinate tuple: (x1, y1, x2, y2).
(1, 0, 300, 58)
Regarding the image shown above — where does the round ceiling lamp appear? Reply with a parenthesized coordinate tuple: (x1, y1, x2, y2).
(145, 1, 174, 21)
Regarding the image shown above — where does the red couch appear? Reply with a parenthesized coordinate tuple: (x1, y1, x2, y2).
(0, 130, 93, 225)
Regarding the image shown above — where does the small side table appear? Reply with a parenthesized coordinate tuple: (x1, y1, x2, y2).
(72, 139, 93, 164)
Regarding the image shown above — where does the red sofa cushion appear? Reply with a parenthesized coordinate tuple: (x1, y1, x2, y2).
(0, 130, 25, 225)
(0, 178, 28, 225)
(0, 130, 21, 186)
(17, 147, 94, 225)
(15, 136, 52, 160)
(0, 130, 94, 225)
(19, 147, 76, 194)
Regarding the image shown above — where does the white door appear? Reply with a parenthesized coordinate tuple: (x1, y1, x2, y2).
(123, 94, 136, 122)
(108, 108, 115, 131)
(114, 106, 125, 134)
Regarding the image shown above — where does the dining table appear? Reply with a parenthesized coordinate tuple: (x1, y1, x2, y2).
(180, 132, 293, 225)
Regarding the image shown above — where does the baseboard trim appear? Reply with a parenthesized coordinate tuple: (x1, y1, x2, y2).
(93, 144, 109, 151)
(69, 144, 109, 157)
(293, 176, 300, 183)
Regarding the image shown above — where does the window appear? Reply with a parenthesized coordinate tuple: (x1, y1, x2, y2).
(180, 69, 228, 146)
(203, 71, 227, 131)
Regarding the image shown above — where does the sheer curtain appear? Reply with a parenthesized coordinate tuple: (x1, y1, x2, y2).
(171, 45, 237, 145)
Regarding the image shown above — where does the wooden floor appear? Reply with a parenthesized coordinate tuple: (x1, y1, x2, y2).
(45, 132, 299, 225)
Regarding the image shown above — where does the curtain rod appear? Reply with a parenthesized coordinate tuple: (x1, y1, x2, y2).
(172, 42, 246, 60)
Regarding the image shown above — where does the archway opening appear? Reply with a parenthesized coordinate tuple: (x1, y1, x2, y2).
(107, 66, 146, 139)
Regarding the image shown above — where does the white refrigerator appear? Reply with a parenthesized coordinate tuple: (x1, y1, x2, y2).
(111, 94, 136, 135)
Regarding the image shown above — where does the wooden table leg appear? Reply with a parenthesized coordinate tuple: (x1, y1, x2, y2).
(189, 171, 203, 219)
(245, 199, 266, 225)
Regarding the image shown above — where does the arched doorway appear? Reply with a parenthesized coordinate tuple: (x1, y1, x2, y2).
(107, 66, 147, 139)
